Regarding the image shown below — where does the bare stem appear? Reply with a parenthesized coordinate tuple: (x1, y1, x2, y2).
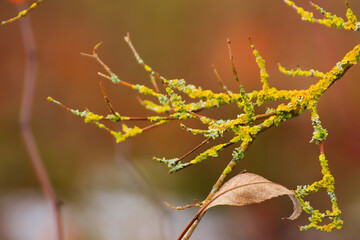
(124, 32, 166, 83)
(81, 45, 135, 89)
(18, 4, 62, 240)
(253, 111, 277, 120)
(227, 38, 240, 85)
(164, 201, 198, 210)
(319, 142, 324, 155)
(149, 73, 161, 93)
(175, 138, 211, 163)
(187, 111, 212, 121)
(211, 64, 232, 96)
(100, 81, 116, 115)
(141, 120, 169, 132)
(178, 143, 250, 240)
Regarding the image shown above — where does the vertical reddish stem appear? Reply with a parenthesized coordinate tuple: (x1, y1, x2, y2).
(17, 4, 63, 240)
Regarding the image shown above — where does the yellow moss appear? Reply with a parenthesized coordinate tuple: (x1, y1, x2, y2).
(147, 116, 162, 122)
(251, 43, 270, 90)
(1, 1, 42, 26)
(287, 1, 360, 31)
(342, 44, 360, 64)
(278, 64, 325, 78)
(141, 100, 171, 113)
(47, 96, 62, 106)
(84, 112, 103, 123)
(111, 125, 143, 143)
(97, 123, 106, 129)
(297, 7, 314, 23)
(144, 64, 152, 72)
(276, 103, 291, 112)
(223, 167, 232, 175)
(238, 114, 249, 124)
(133, 84, 160, 97)
(263, 116, 275, 127)
(190, 143, 226, 164)
(285, 0, 295, 7)
(249, 125, 261, 135)
(19, 10, 28, 17)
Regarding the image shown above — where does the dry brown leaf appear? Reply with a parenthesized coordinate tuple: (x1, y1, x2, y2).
(202, 172, 302, 220)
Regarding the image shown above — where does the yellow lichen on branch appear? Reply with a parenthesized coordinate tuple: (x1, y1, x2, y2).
(1, 0, 43, 26)
(284, 0, 360, 31)
(48, 2, 360, 235)
(295, 152, 343, 231)
(50, 35, 360, 231)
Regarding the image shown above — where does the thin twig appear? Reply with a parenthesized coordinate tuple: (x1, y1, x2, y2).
(164, 201, 198, 210)
(121, 116, 175, 121)
(81, 44, 135, 89)
(284, 0, 322, 24)
(124, 32, 166, 83)
(319, 142, 324, 155)
(211, 64, 232, 96)
(17, 4, 62, 240)
(253, 111, 277, 121)
(1, 0, 43, 26)
(175, 138, 211, 163)
(170, 141, 235, 174)
(50, 98, 176, 122)
(149, 73, 161, 93)
(187, 111, 212, 121)
(227, 38, 240, 85)
(141, 120, 169, 132)
(100, 81, 116, 115)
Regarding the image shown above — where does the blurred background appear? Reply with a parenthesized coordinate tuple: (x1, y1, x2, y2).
(0, 0, 359, 239)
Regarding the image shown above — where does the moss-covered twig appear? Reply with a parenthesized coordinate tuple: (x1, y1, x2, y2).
(284, 0, 360, 31)
(1, 0, 43, 26)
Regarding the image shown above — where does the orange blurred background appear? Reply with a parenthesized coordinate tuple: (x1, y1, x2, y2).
(0, 0, 359, 239)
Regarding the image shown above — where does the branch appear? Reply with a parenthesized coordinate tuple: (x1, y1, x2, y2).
(1, 0, 43, 26)
(17, 4, 62, 240)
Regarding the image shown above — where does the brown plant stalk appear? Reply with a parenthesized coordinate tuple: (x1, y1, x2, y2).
(17, 4, 63, 240)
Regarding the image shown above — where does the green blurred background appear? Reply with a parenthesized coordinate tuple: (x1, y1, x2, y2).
(0, 0, 359, 239)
